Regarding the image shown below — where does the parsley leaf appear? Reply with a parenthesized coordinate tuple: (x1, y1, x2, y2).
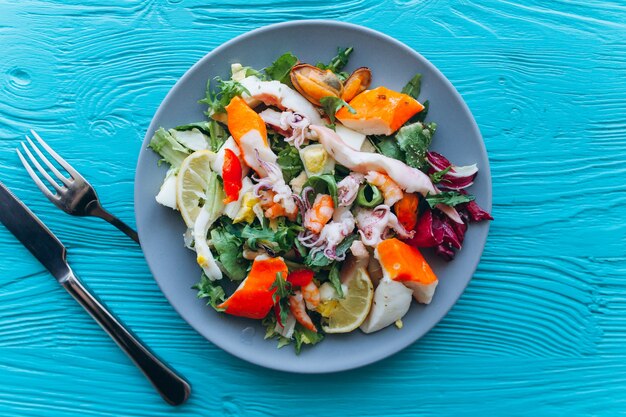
(320, 96, 355, 125)
(276, 145, 304, 183)
(396, 122, 437, 171)
(265, 52, 299, 85)
(193, 274, 226, 311)
(425, 191, 475, 208)
(429, 166, 452, 184)
(199, 77, 250, 117)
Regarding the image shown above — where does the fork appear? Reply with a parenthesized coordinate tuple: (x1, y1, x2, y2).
(17, 130, 139, 243)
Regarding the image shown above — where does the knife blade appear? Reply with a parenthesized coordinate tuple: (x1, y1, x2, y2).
(0, 181, 71, 281)
(0, 180, 190, 404)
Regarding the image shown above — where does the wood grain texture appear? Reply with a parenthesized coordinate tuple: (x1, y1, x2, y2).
(1, 0, 625, 415)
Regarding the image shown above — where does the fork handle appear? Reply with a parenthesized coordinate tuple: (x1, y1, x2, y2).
(88, 203, 140, 243)
(62, 273, 191, 405)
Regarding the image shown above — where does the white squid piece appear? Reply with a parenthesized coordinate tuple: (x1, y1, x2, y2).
(355, 205, 413, 247)
(239, 76, 323, 125)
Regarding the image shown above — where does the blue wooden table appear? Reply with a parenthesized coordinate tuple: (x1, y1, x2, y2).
(1, 1, 625, 415)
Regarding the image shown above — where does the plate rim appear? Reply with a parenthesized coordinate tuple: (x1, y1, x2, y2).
(134, 19, 492, 373)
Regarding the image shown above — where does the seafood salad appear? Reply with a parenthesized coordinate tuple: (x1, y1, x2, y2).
(149, 48, 492, 352)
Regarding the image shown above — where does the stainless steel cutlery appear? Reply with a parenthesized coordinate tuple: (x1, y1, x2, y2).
(0, 131, 191, 405)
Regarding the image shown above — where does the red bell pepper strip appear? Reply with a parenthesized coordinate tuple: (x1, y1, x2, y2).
(287, 269, 314, 287)
(222, 148, 242, 204)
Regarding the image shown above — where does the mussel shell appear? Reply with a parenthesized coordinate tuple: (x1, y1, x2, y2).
(341, 67, 372, 102)
(290, 63, 344, 106)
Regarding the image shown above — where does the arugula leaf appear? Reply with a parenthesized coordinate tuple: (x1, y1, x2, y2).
(396, 122, 437, 171)
(270, 272, 292, 325)
(193, 274, 226, 311)
(304, 234, 358, 268)
(402, 73, 422, 99)
(425, 191, 475, 208)
(239, 221, 302, 253)
(265, 52, 299, 85)
(429, 166, 452, 184)
(210, 228, 249, 281)
(273, 223, 302, 252)
(199, 77, 250, 117)
(328, 263, 344, 298)
(148, 127, 191, 168)
(320, 96, 355, 125)
(317, 47, 354, 80)
(369, 135, 405, 161)
(303, 174, 338, 207)
(294, 324, 324, 354)
(277, 145, 304, 183)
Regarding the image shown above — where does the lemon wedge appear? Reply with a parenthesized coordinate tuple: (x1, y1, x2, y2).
(321, 268, 374, 334)
(176, 150, 216, 227)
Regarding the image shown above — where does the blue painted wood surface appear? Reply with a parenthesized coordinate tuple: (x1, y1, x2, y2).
(1, 1, 625, 415)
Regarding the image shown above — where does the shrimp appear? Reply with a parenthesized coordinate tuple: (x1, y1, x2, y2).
(303, 194, 335, 234)
(258, 190, 297, 221)
(302, 281, 321, 310)
(365, 171, 403, 206)
(289, 291, 317, 332)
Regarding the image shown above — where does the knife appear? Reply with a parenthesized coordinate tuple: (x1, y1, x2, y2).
(0, 181, 190, 405)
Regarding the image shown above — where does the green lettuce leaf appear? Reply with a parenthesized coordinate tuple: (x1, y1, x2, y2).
(148, 127, 191, 168)
(210, 228, 249, 281)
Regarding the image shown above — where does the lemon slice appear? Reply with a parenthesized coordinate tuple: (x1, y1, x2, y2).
(321, 268, 374, 333)
(176, 150, 216, 227)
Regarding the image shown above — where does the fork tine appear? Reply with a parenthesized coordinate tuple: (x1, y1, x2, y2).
(30, 130, 84, 181)
(20, 142, 64, 194)
(16, 148, 60, 203)
(25, 135, 71, 186)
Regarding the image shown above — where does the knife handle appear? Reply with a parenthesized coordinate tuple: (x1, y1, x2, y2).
(62, 273, 191, 406)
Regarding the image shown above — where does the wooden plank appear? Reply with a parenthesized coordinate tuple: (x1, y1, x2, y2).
(0, 0, 625, 415)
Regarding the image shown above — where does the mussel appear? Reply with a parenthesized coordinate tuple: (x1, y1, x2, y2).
(290, 64, 344, 106)
(341, 67, 372, 102)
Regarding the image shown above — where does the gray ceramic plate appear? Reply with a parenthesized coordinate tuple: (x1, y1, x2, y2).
(135, 20, 491, 373)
